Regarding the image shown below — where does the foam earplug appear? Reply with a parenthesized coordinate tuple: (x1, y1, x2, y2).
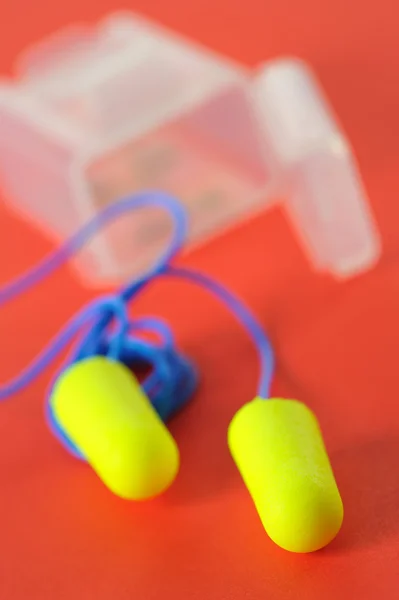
(228, 398, 343, 553)
(50, 356, 180, 500)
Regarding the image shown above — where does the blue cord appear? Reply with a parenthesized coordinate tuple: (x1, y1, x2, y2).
(0, 191, 274, 455)
(165, 266, 274, 398)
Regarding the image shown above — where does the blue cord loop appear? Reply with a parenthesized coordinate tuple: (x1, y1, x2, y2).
(0, 191, 274, 458)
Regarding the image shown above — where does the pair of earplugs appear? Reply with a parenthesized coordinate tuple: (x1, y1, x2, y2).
(1, 192, 343, 554)
(50, 355, 343, 553)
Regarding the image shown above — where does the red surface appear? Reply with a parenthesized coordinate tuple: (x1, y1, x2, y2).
(1, 1, 399, 598)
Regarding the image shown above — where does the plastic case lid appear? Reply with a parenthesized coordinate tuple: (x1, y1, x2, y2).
(252, 58, 381, 276)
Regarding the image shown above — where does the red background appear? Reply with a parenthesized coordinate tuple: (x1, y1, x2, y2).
(1, 1, 399, 598)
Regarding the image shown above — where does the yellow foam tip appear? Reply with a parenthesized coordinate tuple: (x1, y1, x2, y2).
(228, 398, 343, 553)
(51, 356, 180, 500)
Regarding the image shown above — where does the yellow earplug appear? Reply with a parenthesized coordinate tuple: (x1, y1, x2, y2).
(228, 398, 343, 553)
(51, 356, 180, 500)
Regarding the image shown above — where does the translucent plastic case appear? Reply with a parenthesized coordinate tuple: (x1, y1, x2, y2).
(0, 12, 381, 284)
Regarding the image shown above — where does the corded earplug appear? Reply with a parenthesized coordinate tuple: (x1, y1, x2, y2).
(51, 356, 180, 500)
(0, 191, 344, 552)
(228, 397, 343, 552)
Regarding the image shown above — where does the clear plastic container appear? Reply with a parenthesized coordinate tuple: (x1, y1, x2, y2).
(0, 12, 381, 284)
